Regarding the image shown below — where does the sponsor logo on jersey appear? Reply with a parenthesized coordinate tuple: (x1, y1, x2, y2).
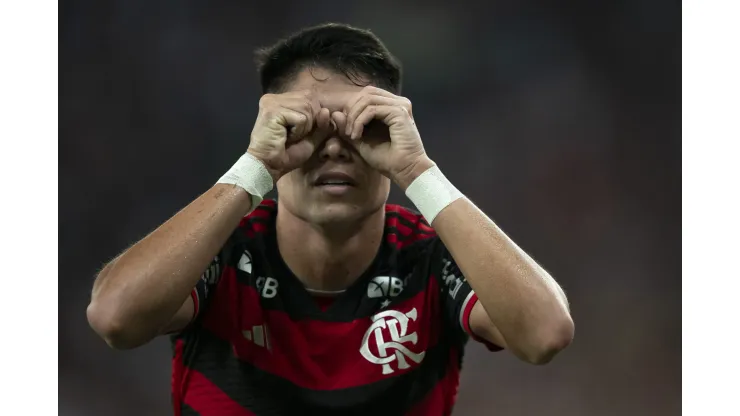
(367, 275, 405, 299)
(237, 249, 253, 274)
(360, 308, 426, 375)
(236, 249, 278, 298)
(441, 259, 464, 299)
(256, 276, 278, 299)
(199, 256, 221, 297)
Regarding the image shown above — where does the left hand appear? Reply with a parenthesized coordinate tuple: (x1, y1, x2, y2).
(334, 86, 435, 188)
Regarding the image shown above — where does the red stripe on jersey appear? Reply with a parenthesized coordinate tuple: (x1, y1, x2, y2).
(461, 293, 478, 337)
(386, 230, 436, 250)
(461, 293, 503, 352)
(239, 201, 277, 229)
(405, 347, 462, 416)
(250, 221, 268, 234)
(388, 205, 437, 235)
(416, 221, 436, 235)
(384, 206, 437, 249)
(202, 269, 444, 391)
(248, 207, 273, 219)
(184, 370, 256, 416)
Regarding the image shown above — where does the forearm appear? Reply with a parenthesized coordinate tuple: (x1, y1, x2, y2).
(432, 199, 572, 356)
(398, 159, 573, 361)
(88, 184, 252, 345)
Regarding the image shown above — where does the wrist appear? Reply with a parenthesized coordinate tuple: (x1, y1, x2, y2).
(404, 163, 464, 225)
(217, 152, 275, 211)
(393, 156, 437, 191)
(246, 148, 282, 183)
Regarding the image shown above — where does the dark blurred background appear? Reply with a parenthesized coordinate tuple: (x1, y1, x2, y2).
(59, 0, 681, 414)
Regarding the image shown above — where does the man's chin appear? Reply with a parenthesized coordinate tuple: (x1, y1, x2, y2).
(309, 200, 365, 223)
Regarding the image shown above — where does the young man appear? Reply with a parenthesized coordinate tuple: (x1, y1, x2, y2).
(87, 23, 574, 416)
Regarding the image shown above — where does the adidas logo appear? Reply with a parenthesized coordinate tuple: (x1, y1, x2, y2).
(242, 323, 270, 349)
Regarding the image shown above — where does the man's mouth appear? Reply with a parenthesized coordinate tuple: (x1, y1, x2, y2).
(316, 180, 353, 186)
(313, 172, 357, 187)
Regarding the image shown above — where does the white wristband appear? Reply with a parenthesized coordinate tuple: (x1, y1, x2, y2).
(217, 152, 274, 210)
(405, 165, 463, 225)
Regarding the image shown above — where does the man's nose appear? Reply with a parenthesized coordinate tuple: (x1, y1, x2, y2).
(318, 136, 351, 162)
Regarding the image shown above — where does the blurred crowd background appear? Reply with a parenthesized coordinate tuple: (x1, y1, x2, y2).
(59, 0, 680, 414)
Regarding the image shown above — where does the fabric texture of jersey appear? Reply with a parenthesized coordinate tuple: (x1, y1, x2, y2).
(171, 199, 496, 416)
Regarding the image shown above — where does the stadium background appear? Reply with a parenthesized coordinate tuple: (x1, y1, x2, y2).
(59, 0, 680, 414)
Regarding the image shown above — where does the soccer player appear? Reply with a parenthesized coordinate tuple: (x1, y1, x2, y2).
(87, 23, 574, 416)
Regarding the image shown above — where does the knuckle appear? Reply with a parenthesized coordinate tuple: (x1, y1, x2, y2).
(362, 105, 376, 120)
(258, 94, 276, 109)
(262, 109, 277, 120)
(358, 95, 374, 111)
(302, 99, 313, 114)
(396, 104, 409, 116)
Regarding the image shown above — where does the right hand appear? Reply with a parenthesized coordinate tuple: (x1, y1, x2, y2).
(246, 90, 334, 182)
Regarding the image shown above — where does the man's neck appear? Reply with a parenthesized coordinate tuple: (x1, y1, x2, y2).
(275, 205, 386, 292)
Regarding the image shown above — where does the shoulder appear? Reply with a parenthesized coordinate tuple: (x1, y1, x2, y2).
(384, 204, 437, 249)
(381, 204, 443, 277)
(238, 199, 278, 236)
(216, 199, 277, 261)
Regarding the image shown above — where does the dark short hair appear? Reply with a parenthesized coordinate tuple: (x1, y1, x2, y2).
(255, 23, 402, 95)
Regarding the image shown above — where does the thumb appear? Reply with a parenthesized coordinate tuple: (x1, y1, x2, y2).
(285, 138, 317, 166)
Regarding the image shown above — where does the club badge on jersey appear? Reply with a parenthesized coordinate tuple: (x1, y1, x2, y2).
(359, 307, 426, 375)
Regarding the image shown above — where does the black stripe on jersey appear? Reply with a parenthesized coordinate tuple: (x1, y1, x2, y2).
(181, 403, 200, 416)
(187, 329, 453, 416)
(230, 238, 439, 323)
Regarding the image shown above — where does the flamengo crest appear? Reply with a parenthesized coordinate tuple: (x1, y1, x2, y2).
(360, 308, 426, 375)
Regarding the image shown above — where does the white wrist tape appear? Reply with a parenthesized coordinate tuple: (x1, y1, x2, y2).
(405, 165, 463, 225)
(217, 152, 274, 210)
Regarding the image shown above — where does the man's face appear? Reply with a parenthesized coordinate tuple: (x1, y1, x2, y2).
(275, 68, 391, 226)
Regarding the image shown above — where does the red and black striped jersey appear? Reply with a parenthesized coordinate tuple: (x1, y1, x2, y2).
(171, 200, 498, 416)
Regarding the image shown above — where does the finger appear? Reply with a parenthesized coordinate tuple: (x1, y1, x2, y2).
(341, 86, 399, 119)
(278, 107, 312, 141)
(282, 94, 321, 135)
(351, 104, 409, 140)
(314, 107, 330, 130)
(292, 113, 332, 159)
(308, 108, 334, 143)
(285, 138, 318, 166)
(346, 96, 399, 138)
(351, 105, 375, 140)
(331, 111, 348, 138)
(359, 85, 398, 99)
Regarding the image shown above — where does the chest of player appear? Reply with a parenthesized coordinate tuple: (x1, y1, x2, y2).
(200, 245, 448, 391)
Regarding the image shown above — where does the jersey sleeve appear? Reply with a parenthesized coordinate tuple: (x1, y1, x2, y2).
(429, 239, 503, 351)
(189, 254, 223, 321)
